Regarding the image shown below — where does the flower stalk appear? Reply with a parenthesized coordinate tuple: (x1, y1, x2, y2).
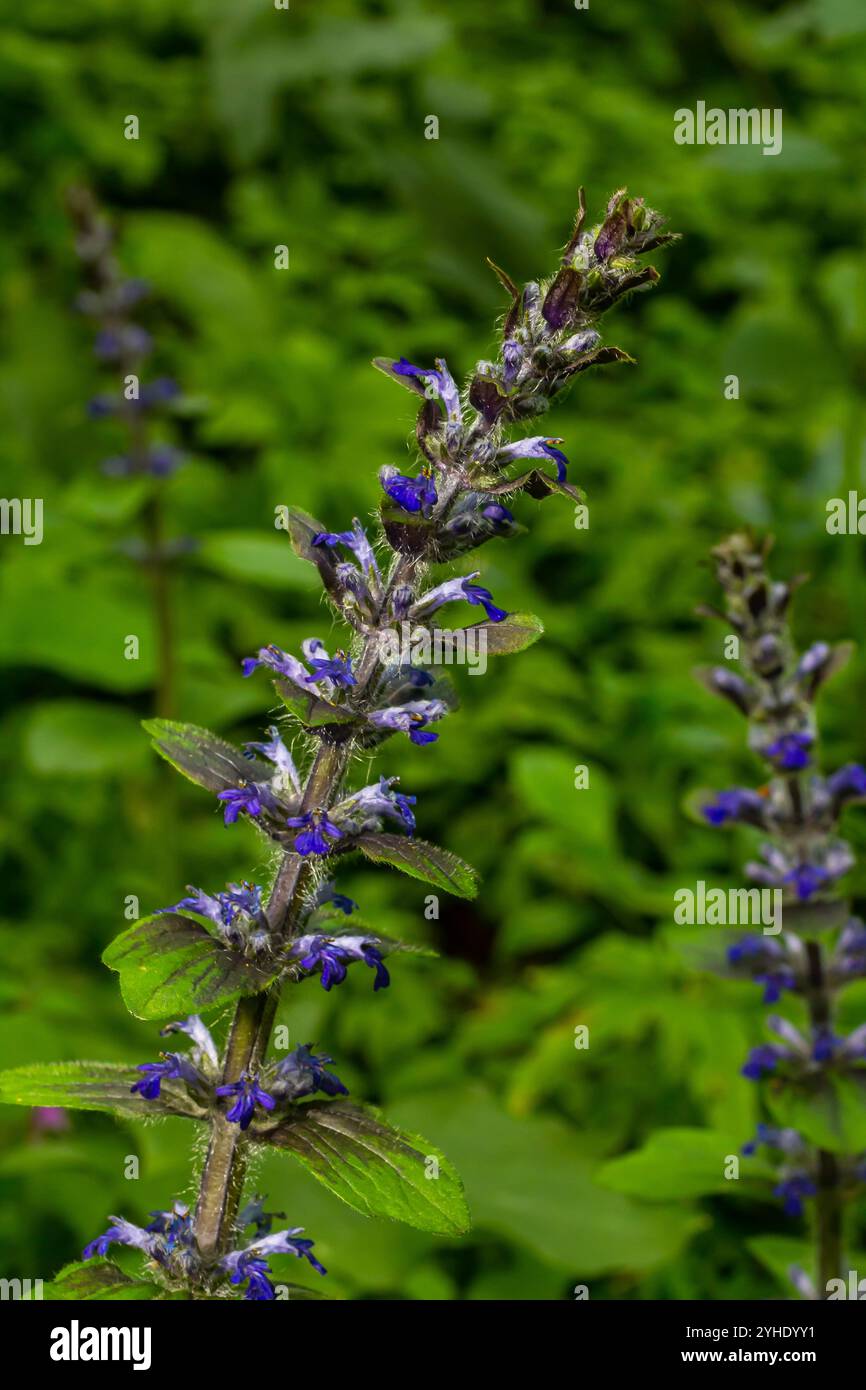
(66, 186, 182, 717)
(697, 532, 866, 1298)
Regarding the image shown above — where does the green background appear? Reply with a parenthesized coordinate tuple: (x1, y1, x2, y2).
(1, 0, 865, 1299)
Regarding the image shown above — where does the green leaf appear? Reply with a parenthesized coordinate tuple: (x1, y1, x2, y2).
(389, 1089, 704, 1275)
(40, 1260, 171, 1301)
(23, 701, 148, 777)
(511, 747, 615, 862)
(767, 1073, 866, 1153)
(252, 1100, 470, 1236)
(196, 530, 318, 590)
(434, 612, 544, 659)
(284, 507, 343, 598)
(746, 1234, 866, 1297)
(103, 914, 279, 1020)
(0, 1061, 198, 1119)
(275, 681, 358, 729)
(598, 1129, 774, 1201)
(354, 833, 478, 898)
(0, 571, 156, 691)
(142, 718, 272, 793)
(372, 355, 430, 397)
(777, 899, 850, 933)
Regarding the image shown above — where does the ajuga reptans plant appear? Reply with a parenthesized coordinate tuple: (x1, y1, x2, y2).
(698, 533, 866, 1300)
(0, 190, 675, 1299)
(66, 186, 188, 719)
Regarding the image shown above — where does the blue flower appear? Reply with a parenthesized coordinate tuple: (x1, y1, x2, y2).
(238, 1195, 286, 1239)
(812, 1029, 838, 1063)
(94, 324, 153, 360)
(102, 444, 182, 478)
(84, 1208, 185, 1263)
(161, 884, 267, 949)
(271, 1043, 349, 1099)
(340, 776, 417, 834)
(251, 1229, 327, 1277)
(482, 502, 515, 526)
(215, 1072, 276, 1131)
(795, 642, 832, 683)
(462, 581, 508, 622)
(741, 1044, 783, 1080)
(314, 881, 358, 915)
(306, 649, 356, 688)
(391, 356, 462, 423)
(158, 1015, 220, 1073)
(286, 809, 343, 856)
(223, 881, 264, 919)
(828, 763, 866, 799)
(561, 329, 601, 356)
(221, 1228, 327, 1294)
(726, 935, 797, 1003)
(496, 436, 570, 482)
(228, 1253, 276, 1300)
(411, 572, 507, 623)
(290, 933, 391, 992)
(765, 731, 813, 770)
(241, 643, 309, 684)
(774, 1174, 817, 1219)
(217, 783, 264, 825)
(367, 701, 446, 746)
(311, 518, 380, 578)
(783, 863, 829, 901)
(130, 1055, 190, 1101)
(161, 885, 229, 925)
(741, 1122, 804, 1157)
(145, 1203, 196, 1256)
(381, 467, 438, 516)
(702, 788, 766, 826)
(244, 726, 302, 793)
(139, 377, 180, 409)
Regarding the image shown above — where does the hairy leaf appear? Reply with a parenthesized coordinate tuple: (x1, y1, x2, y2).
(103, 914, 278, 1020)
(275, 681, 358, 730)
(371, 355, 429, 398)
(354, 833, 478, 898)
(284, 507, 343, 597)
(0, 1061, 199, 1120)
(252, 1100, 470, 1235)
(142, 719, 272, 794)
(559, 344, 634, 379)
(485, 468, 583, 504)
(39, 1260, 173, 1301)
(432, 612, 544, 659)
(541, 265, 583, 329)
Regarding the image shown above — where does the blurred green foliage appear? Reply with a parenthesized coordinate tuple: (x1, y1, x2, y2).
(1, 0, 866, 1299)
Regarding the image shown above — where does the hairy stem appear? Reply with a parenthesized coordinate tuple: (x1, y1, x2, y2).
(195, 555, 413, 1261)
(194, 740, 348, 1260)
(805, 939, 845, 1295)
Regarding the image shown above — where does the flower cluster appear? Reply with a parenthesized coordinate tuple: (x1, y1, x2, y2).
(698, 533, 866, 1295)
(67, 186, 183, 482)
(129, 1016, 349, 1131)
(84, 1199, 325, 1300)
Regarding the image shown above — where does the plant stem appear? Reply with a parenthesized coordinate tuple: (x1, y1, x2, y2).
(194, 553, 415, 1261)
(805, 939, 845, 1295)
(194, 740, 349, 1261)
